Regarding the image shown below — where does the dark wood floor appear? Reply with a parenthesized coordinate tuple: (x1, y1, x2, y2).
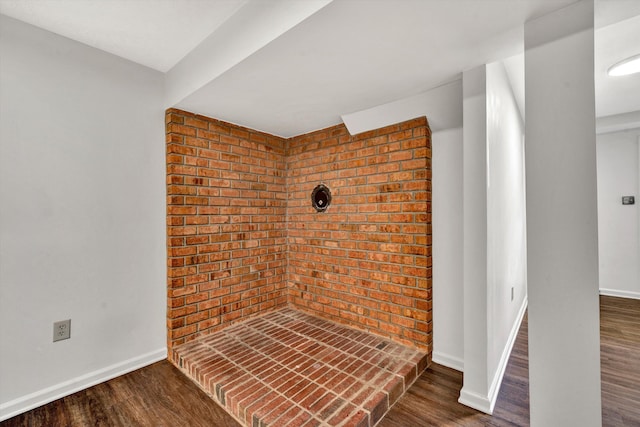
(3, 296, 639, 427)
(1, 361, 240, 427)
(599, 295, 640, 426)
(382, 296, 640, 427)
(380, 314, 529, 427)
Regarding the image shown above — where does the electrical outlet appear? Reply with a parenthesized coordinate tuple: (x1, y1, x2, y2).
(53, 319, 71, 342)
(511, 287, 515, 302)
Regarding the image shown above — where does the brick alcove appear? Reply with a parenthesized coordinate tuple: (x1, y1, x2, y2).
(166, 109, 432, 358)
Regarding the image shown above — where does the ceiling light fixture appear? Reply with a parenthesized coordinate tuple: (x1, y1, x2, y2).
(608, 54, 640, 77)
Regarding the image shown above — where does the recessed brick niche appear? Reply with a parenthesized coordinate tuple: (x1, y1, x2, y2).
(166, 109, 431, 355)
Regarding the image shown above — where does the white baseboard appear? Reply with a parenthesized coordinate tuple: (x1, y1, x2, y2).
(487, 296, 528, 411)
(0, 348, 166, 422)
(458, 296, 528, 415)
(458, 388, 494, 414)
(599, 288, 640, 300)
(432, 351, 464, 372)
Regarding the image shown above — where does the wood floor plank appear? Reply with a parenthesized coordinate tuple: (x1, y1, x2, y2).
(2, 296, 639, 426)
(1, 361, 240, 427)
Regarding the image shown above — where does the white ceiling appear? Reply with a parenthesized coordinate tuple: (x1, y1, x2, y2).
(595, 13, 640, 118)
(1, 0, 639, 137)
(177, 0, 577, 136)
(0, 0, 248, 72)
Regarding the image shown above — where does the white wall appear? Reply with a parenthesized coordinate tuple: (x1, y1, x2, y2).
(485, 60, 527, 386)
(597, 127, 640, 299)
(525, 1, 603, 424)
(459, 58, 527, 415)
(432, 128, 464, 370)
(0, 16, 166, 420)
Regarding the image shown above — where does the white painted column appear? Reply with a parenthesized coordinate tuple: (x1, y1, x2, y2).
(525, 1, 602, 425)
(459, 65, 491, 413)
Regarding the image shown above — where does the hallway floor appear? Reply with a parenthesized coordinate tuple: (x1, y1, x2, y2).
(172, 308, 428, 427)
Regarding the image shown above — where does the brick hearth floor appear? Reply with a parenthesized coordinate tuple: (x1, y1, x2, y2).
(172, 308, 429, 427)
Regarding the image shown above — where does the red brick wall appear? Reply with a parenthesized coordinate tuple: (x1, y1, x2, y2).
(166, 109, 288, 349)
(166, 109, 432, 353)
(287, 118, 432, 350)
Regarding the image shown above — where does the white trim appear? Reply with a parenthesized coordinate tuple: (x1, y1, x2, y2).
(595, 110, 640, 135)
(486, 296, 528, 412)
(340, 80, 463, 135)
(599, 288, 640, 300)
(458, 388, 493, 414)
(458, 296, 528, 415)
(0, 348, 166, 421)
(432, 351, 464, 372)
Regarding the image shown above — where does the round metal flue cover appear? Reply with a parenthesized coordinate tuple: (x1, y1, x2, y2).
(311, 184, 331, 212)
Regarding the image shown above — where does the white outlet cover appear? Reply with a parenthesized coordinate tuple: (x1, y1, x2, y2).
(53, 319, 71, 342)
